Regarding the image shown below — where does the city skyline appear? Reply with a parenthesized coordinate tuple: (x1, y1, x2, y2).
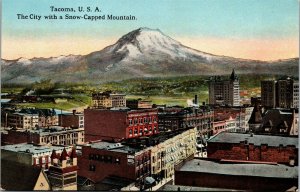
(2, 0, 299, 61)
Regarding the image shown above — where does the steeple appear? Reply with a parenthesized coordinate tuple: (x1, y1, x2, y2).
(230, 69, 238, 81)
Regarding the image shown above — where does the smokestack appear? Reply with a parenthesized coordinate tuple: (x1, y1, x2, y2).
(194, 95, 198, 105)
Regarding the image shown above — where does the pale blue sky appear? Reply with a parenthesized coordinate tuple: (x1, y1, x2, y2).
(2, 0, 299, 60)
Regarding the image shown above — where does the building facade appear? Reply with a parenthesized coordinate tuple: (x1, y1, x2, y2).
(126, 99, 152, 109)
(175, 159, 298, 191)
(1, 126, 84, 145)
(158, 106, 213, 138)
(208, 69, 240, 106)
(58, 110, 84, 128)
(261, 77, 297, 109)
(78, 141, 151, 186)
(207, 132, 298, 164)
(1, 144, 73, 169)
(92, 91, 126, 109)
(293, 81, 299, 109)
(261, 80, 277, 108)
(84, 108, 159, 142)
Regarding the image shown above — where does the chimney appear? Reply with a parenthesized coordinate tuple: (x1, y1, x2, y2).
(194, 95, 198, 105)
(73, 110, 76, 115)
(202, 102, 205, 106)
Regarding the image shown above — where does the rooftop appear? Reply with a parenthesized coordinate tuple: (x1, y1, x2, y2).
(90, 141, 144, 154)
(178, 159, 298, 179)
(160, 184, 243, 191)
(1, 143, 72, 155)
(207, 132, 298, 148)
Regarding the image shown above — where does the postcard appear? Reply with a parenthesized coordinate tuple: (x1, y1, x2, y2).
(1, 0, 299, 191)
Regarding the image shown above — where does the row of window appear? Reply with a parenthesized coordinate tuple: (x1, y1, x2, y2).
(129, 117, 157, 125)
(89, 154, 120, 164)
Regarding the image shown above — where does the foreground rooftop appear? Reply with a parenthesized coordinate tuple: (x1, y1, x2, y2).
(178, 159, 298, 179)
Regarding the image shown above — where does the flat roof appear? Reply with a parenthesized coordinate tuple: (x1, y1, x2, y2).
(32, 127, 84, 136)
(1, 143, 72, 155)
(90, 141, 144, 154)
(160, 184, 243, 191)
(208, 132, 298, 148)
(178, 159, 298, 179)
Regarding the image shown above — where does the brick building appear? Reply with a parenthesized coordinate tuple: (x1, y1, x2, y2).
(78, 141, 151, 186)
(92, 91, 126, 109)
(158, 106, 213, 138)
(84, 108, 159, 142)
(207, 132, 298, 164)
(78, 128, 196, 188)
(213, 106, 253, 133)
(58, 110, 84, 128)
(175, 159, 298, 191)
(1, 126, 84, 146)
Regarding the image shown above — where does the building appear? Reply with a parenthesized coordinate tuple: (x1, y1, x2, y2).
(261, 80, 277, 108)
(1, 111, 39, 129)
(48, 148, 78, 190)
(78, 141, 151, 187)
(92, 91, 126, 109)
(261, 77, 297, 109)
(278, 78, 294, 108)
(213, 106, 253, 133)
(248, 104, 263, 132)
(58, 110, 84, 128)
(1, 159, 51, 191)
(207, 132, 298, 164)
(293, 81, 299, 109)
(1, 126, 84, 145)
(84, 108, 159, 142)
(1, 143, 73, 169)
(126, 98, 152, 109)
(208, 69, 240, 106)
(158, 106, 213, 138)
(1, 108, 59, 129)
(260, 108, 298, 136)
(148, 128, 196, 182)
(78, 128, 196, 188)
(175, 159, 298, 191)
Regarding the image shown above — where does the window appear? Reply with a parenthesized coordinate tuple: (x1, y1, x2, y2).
(89, 165, 96, 171)
(115, 158, 120, 164)
(129, 129, 133, 134)
(129, 119, 132, 125)
(89, 154, 94, 160)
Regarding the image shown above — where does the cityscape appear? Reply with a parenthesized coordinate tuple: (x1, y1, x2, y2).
(1, 69, 298, 191)
(1, 0, 299, 191)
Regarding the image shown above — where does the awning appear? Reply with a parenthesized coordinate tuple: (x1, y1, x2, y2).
(144, 177, 155, 185)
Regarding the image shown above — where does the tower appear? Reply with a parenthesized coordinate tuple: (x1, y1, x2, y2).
(48, 148, 78, 190)
(208, 69, 240, 106)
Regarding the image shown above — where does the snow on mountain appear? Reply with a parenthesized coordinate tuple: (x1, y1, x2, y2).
(1, 27, 298, 84)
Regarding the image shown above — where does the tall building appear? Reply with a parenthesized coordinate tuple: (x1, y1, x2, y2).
(261, 80, 277, 108)
(293, 81, 299, 109)
(208, 69, 240, 106)
(92, 91, 126, 109)
(277, 78, 293, 108)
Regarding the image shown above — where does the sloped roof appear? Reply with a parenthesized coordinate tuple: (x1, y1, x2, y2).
(1, 159, 43, 191)
(60, 148, 69, 161)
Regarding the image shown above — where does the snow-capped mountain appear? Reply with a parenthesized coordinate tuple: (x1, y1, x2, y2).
(1, 27, 298, 84)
